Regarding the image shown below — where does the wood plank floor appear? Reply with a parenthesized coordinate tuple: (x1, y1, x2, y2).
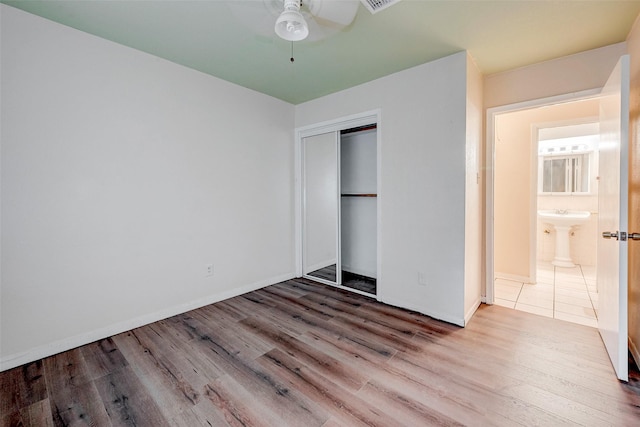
(2, 278, 639, 426)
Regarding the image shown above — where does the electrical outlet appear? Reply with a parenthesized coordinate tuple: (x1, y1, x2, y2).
(418, 272, 428, 286)
(419, 273, 427, 286)
(206, 264, 214, 277)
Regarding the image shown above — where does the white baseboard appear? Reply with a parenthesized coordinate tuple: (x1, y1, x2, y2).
(378, 295, 465, 327)
(0, 272, 295, 372)
(629, 336, 640, 372)
(495, 271, 533, 284)
(464, 297, 482, 326)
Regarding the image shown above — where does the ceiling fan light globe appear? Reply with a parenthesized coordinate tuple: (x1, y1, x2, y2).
(275, 10, 309, 41)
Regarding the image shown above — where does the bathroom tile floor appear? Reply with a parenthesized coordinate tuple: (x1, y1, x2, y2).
(494, 262, 598, 327)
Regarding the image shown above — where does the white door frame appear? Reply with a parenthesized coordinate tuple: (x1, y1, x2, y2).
(485, 89, 601, 303)
(294, 109, 382, 298)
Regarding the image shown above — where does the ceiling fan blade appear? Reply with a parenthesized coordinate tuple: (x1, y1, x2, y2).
(306, 0, 360, 27)
(227, 1, 280, 38)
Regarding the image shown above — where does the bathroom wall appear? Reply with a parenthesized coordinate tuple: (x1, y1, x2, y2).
(537, 196, 599, 266)
(494, 98, 600, 280)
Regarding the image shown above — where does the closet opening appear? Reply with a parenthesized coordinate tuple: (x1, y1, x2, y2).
(298, 111, 380, 298)
(338, 125, 377, 294)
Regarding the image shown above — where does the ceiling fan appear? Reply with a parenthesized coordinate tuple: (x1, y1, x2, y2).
(274, 0, 358, 41)
(229, 0, 401, 43)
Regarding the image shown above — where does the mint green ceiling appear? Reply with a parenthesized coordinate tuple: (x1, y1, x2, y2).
(3, 0, 640, 104)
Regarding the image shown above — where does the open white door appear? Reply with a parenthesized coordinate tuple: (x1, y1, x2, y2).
(597, 55, 630, 382)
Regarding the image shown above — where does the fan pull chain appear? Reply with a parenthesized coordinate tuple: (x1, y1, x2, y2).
(290, 41, 295, 63)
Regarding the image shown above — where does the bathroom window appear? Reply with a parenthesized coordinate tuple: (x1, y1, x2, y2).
(537, 124, 597, 195)
(540, 154, 590, 194)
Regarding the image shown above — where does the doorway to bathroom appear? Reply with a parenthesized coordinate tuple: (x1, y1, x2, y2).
(487, 56, 631, 381)
(489, 93, 602, 328)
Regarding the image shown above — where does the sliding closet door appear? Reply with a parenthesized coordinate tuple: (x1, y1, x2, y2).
(302, 132, 341, 285)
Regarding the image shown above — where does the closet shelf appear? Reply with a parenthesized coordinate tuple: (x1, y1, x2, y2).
(341, 193, 377, 197)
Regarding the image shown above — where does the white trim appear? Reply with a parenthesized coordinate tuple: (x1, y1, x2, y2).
(464, 297, 482, 325)
(485, 88, 601, 305)
(486, 103, 498, 304)
(302, 274, 338, 288)
(0, 272, 294, 372)
(336, 131, 342, 285)
(529, 124, 538, 284)
(294, 129, 302, 278)
(376, 110, 383, 300)
(495, 271, 533, 284)
(296, 109, 381, 139)
(380, 296, 465, 327)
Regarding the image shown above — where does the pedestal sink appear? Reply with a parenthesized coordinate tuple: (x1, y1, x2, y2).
(538, 210, 591, 267)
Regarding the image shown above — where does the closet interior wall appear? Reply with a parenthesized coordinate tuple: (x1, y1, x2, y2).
(340, 127, 377, 292)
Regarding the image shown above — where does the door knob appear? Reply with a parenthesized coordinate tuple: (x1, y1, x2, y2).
(602, 231, 640, 241)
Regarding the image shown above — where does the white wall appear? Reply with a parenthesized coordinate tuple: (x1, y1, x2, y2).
(1, 5, 295, 370)
(340, 197, 377, 278)
(296, 52, 472, 325)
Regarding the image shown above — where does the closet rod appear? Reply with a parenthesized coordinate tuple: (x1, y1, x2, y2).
(341, 194, 377, 197)
(340, 124, 377, 135)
